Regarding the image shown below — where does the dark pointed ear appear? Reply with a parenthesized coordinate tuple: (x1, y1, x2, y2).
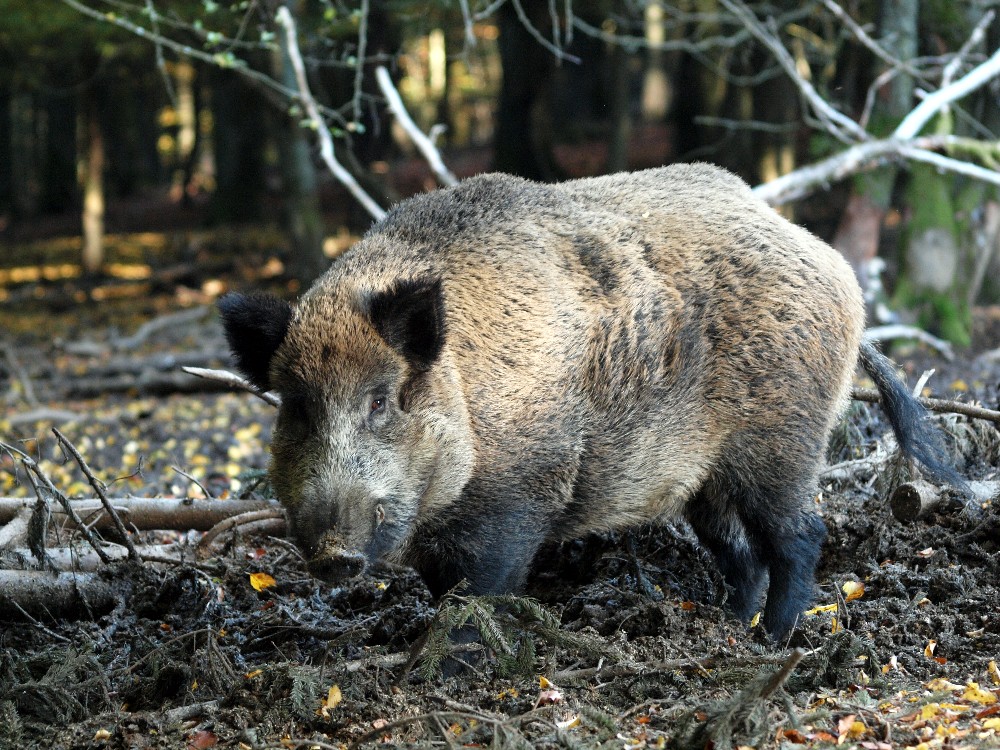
(366, 278, 446, 371)
(217, 292, 293, 391)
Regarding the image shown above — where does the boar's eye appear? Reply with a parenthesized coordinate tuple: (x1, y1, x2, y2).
(370, 396, 386, 414)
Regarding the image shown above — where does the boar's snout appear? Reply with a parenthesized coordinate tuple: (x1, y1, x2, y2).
(308, 549, 366, 582)
(307, 531, 367, 582)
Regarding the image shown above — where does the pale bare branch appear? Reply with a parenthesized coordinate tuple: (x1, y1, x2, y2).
(275, 6, 387, 222)
(375, 66, 459, 188)
(895, 44, 1000, 140)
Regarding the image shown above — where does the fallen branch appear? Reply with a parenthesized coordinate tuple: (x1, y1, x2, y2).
(59, 308, 211, 356)
(0, 570, 117, 617)
(4, 543, 198, 572)
(1, 441, 111, 565)
(0, 496, 278, 531)
(0, 507, 32, 551)
(375, 66, 458, 188)
(851, 387, 1000, 425)
(890, 480, 949, 522)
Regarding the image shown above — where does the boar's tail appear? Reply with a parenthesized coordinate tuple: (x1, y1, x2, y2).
(858, 341, 964, 488)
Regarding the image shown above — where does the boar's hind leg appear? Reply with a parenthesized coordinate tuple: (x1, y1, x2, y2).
(688, 473, 826, 639)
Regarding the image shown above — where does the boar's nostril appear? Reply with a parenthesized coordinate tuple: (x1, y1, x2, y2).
(308, 549, 366, 582)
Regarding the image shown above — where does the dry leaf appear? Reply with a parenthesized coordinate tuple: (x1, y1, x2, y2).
(249, 572, 276, 591)
(963, 682, 997, 705)
(842, 580, 865, 601)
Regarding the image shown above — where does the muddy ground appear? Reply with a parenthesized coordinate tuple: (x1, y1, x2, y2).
(1, 237, 999, 750)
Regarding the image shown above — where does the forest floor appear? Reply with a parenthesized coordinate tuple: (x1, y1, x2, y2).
(1, 232, 999, 750)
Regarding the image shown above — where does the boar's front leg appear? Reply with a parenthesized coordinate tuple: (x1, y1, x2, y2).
(407, 480, 555, 598)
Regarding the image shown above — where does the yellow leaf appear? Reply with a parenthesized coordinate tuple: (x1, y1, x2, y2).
(921, 703, 942, 720)
(989, 661, 1000, 686)
(950, 379, 968, 392)
(925, 640, 937, 658)
(539, 675, 553, 689)
(93, 729, 112, 741)
(325, 685, 342, 708)
(245, 670, 262, 679)
(749, 611, 761, 627)
(831, 617, 840, 633)
(984, 718, 1000, 730)
(805, 603, 838, 615)
(249, 572, 276, 591)
(963, 682, 998, 705)
(842, 580, 865, 601)
(556, 715, 580, 730)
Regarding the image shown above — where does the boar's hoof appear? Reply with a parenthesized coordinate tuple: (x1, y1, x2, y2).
(308, 549, 366, 582)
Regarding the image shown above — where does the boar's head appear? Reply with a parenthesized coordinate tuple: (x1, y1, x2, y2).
(219, 276, 470, 582)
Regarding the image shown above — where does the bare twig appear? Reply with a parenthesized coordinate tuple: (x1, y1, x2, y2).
(718, 0, 867, 143)
(1, 441, 112, 565)
(511, 0, 580, 64)
(275, 6, 386, 222)
(375, 66, 458, 187)
(182, 366, 281, 406)
(171, 466, 214, 499)
(940, 11, 995, 90)
(863, 325, 954, 359)
(352, 0, 369, 127)
(895, 44, 1000, 140)
(2, 345, 39, 406)
(753, 133, 1000, 205)
(197, 508, 287, 552)
(52, 428, 139, 562)
(760, 648, 805, 699)
(851, 387, 1000, 425)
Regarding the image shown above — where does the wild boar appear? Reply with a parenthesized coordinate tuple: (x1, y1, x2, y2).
(219, 163, 957, 638)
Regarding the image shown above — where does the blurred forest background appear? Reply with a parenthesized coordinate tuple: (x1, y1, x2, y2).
(2, 0, 1000, 343)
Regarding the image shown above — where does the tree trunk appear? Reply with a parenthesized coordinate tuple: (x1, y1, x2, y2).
(272, 7, 327, 284)
(209, 69, 267, 224)
(606, 42, 632, 173)
(80, 83, 105, 277)
(832, 0, 918, 294)
(0, 81, 11, 221)
(493, 0, 555, 179)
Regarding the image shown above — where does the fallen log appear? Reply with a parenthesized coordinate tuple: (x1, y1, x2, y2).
(890, 479, 999, 522)
(0, 570, 117, 617)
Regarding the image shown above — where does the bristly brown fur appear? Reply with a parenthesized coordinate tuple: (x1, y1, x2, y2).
(220, 164, 952, 639)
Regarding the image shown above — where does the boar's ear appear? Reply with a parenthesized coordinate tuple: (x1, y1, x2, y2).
(366, 277, 446, 371)
(217, 292, 293, 391)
